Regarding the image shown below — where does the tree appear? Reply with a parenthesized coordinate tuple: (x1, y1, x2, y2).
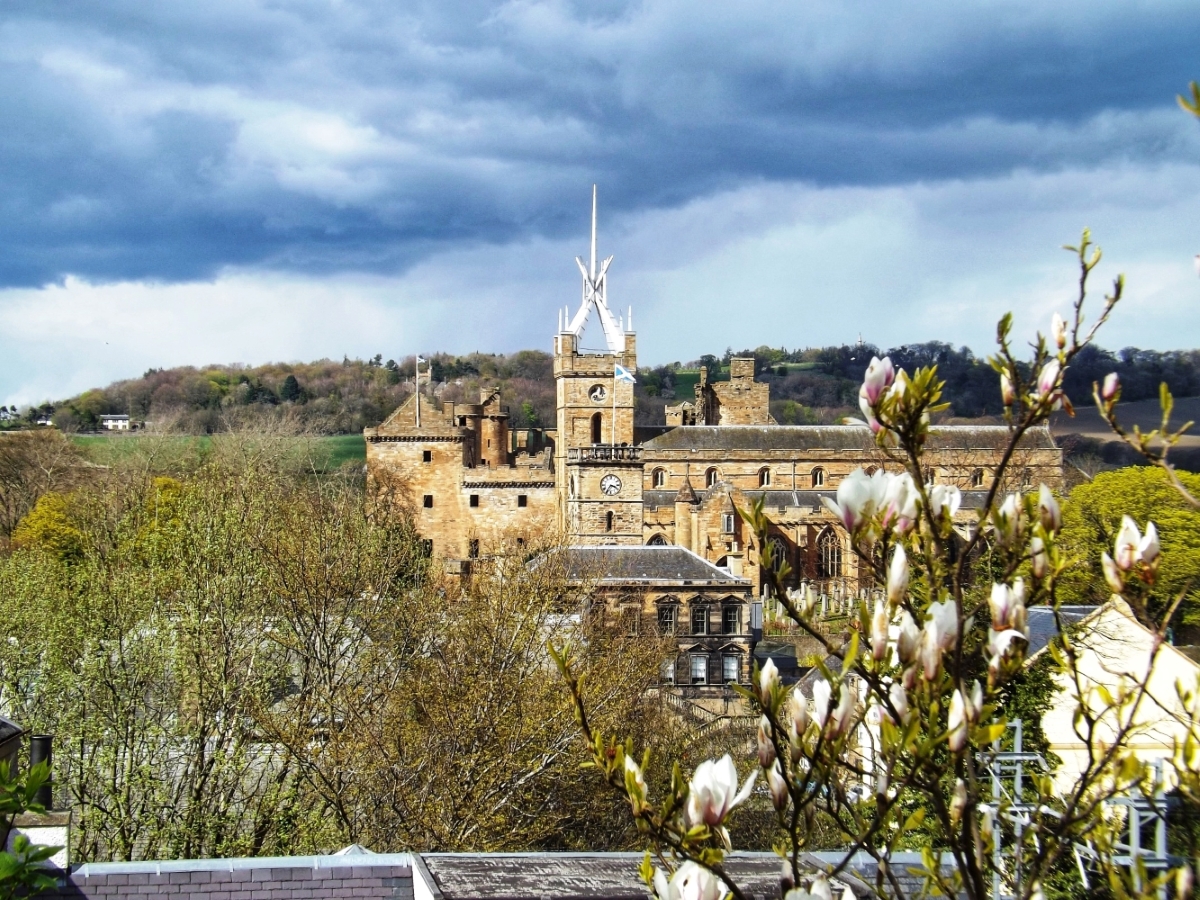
(1057, 466, 1200, 637)
(0, 429, 85, 541)
(279, 374, 302, 403)
(556, 232, 1198, 900)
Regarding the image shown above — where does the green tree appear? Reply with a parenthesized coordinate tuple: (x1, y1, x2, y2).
(279, 374, 302, 403)
(1058, 466, 1200, 635)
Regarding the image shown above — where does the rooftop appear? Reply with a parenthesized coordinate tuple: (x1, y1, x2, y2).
(643, 424, 1058, 453)
(556, 546, 748, 584)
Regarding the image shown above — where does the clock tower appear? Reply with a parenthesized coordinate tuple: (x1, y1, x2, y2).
(554, 186, 644, 545)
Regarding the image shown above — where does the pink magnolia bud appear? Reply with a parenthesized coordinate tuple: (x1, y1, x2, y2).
(1037, 359, 1061, 397)
(896, 610, 920, 666)
(1038, 485, 1061, 533)
(758, 658, 780, 706)
(948, 689, 968, 751)
(791, 685, 809, 737)
(767, 760, 788, 812)
(888, 681, 910, 724)
(831, 684, 855, 737)
(887, 546, 909, 606)
(861, 356, 895, 405)
(1101, 372, 1120, 403)
(757, 715, 776, 768)
(871, 599, 890, 662)
(1000, 371, 1015, 406)
(949, 777, 967, 826)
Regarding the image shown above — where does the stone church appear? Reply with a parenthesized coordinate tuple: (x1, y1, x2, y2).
(365, 190, 1062, 689)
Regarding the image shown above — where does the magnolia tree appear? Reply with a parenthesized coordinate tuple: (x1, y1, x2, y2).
(553, 234, 1198, 900)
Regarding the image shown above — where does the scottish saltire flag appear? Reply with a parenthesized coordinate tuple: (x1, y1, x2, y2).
(614, 364, 636, 384)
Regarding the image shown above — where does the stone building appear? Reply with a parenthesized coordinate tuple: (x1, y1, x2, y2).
(365, 189, 1063, 687)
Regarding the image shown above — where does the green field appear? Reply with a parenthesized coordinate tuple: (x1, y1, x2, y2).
(71, 433, 367, 469)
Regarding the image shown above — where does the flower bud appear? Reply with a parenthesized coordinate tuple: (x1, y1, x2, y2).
(1000, 371, 1015, 407)
(896, 610, 920, 666)
(887, 545, 909, 607)
(870, 599, 890, 662)
(1115, 516, 1142, 571)
(1101, 372, 1120, 403)
(831, 684, 855, 738)
(861, 356, 895, 405)
(810, 875, 833, 900)
(1101, 552, 1125, 594)
(624, 754, 647, 809)
(1038, 485, 1061, 533)
(1176, 865, 1193, 900)
(791, 685, 809, 737)
(1051, 313, 1068, 350)
(888, 681, 909, 725)
(1139, 521, 1160, 566)
(812, 679, 831, 731)
(757, 715, 776, 768)
(949, 778, 967, 826)
(758, 658, 780, 707)
(767, 760, 788, 811)
(1037, 359, 1061, 398)
(948, 689, 968, 751)
(1030, 536, 1048, 580)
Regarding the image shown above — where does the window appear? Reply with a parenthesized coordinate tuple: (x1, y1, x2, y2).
(971, 469, 984, 488)
(469, 494, 479, 507)
(658, 605, 677, 634)
(817, 528, 842, 578)
(423, 495, 434, 508)
(591, 412, 602, 444)
(1020, 468, 1032, 489)
(723, 606, 741, 634)
(723, 655, 740, 683)
(721, 513, 735, 533)
(605, 511, 614, 532)
(690, 655, 709, 685)
(420, 539, 433, 557)
(811, 467, 825, 488)
(653, 468, 666, 488)
(923, 467, 935, 484)
(648, 533, 669, 546)
(518, 495, 527, 508)
(767, 535, 788, 572)
(422, 449, 432, 463)
(706, 467, 718, 488)
(516, 537, 525, 547)
(759, 467, 771, 487)
(691, 606, 708, 635)
(621, 608, 639, 636)
(468, 539, 480, 559)
(661, 659, 676, 685)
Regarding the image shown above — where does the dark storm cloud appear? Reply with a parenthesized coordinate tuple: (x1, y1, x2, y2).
(1, 0, 1197, 287)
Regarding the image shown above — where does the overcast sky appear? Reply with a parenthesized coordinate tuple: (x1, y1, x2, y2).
(3, 1, 1199, 405)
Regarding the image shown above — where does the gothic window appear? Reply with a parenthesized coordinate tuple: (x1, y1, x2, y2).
(817, 528, 842, 578)
(723, 655, 740, 683)
(657, 604, 677, 634)
(653, 468, 666, 488)
(811, 467, 825, 488)
(591, 412, 602, 444)
(605, 511, 614, 532)
(971, 469, 984, 488)
(691, 606, 708, 635)
(767, 535, 789, 572)
(722, 606, 741, 634)
(648, 533, 669, 546)
(690, 655, 709, 685)
(706, 467, 718, 488)
(721, 513, 735, 533)
(759, 467, 771, 487)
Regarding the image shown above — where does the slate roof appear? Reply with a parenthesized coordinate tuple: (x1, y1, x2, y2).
(419, 851, 946, 900)
(644, 489, 994, 511)
(558, 546, 747, 584)
(41, 852, 414, 899)
(643, 424, 1057, 453)
(1025, 605, 1099, 656)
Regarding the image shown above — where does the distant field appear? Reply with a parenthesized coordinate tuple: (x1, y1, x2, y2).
(71, 433, 367, 469)
(1050, 396, 1200, 447)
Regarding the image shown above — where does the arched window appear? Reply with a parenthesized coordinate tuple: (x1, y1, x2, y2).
(758, 467, 771, 487)
(817, 528, 842, 578)
(605, 511, 614, 532)
(767, 535, 789, 573)
(705, 467, 718, 488)
(971, 469, 984, 488)
(647, 533, 668, 546)
(1020, 467, 1032, 489)
(591, 412, 602, 444)
(652, 468, 666, 488)
(811, 467, 825, 488)
(923, 466, 935, 485)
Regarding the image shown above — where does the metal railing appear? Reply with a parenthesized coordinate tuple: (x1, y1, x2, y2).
(567, 445, 643, 463)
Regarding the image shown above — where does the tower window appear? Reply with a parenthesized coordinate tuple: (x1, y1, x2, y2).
(705, 467, 718, 488)
(470, 494, 479, 507)
(758, 467, 771, 487)
(653, 468, 666, 488)
(811, 467, 825, 488)
(605, 511, 614, 532)
(971, 469, 984, 488)
(422, 449, 432, 463)
(423, 495, 434, 508)
(591, 412, 602, 444)
(518, 494, 528, 508)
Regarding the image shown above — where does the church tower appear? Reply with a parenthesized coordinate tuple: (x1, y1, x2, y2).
(554, 187, 644, 544)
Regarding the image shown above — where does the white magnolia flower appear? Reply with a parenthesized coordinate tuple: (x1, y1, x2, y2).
(820, 468, 881, 533)
(927, 600, 958, 651)
(861, 356, 895, 404)
(881, 473, 919, 534)
(993, 493, 1022, 547)
(927, 483, 961, 520)
(1101, 372, 1120, 403)
(685, 755, 757, 829)
(653, 862, 724, 900)
(895, 610, 920, 666)
(988, 627, 1027, 661)
(624, 754, 647, 801)
(1036, 359, 1064, 409)
(791, 685, 809, 737)
(831, 684, 855, 737)
(1139, 522, 1160, 566)
(1114, 515, 1142, 571)
(988, 580, 1026, 632)
(812, 678, 832, 730)
(888, 681, 910, 724)
(758, 658, 780, 706)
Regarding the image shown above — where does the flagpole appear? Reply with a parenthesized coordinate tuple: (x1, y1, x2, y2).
(415, 356, 421, 428)
(611, 368, 616, 451)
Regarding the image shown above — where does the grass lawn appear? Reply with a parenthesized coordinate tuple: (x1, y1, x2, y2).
(71, 433, 367, 469)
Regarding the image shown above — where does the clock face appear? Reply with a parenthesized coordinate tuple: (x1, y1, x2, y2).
(589, 384, 608, 403)
(600, 474, 622, 496)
